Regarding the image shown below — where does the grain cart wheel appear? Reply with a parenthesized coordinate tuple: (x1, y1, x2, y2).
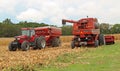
(71, 41, 75, 49)
(95, 40, 99, 47)
(99, 34, 105, 45)
(52, 38, 61, 47)
(36, 36, 46, 49)
(21, 41, 30, 51)
(8, 42, 17, 51)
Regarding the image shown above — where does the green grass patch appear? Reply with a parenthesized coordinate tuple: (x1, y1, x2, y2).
(42, 42, 120, 71)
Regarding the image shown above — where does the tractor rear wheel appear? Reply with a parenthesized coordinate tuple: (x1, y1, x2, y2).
(8, 42, 17, 51)
(71, 41, 75, 49)
(95, 40, 99, 47)
(21, 41, 30, 51)
(33, 37, 39, 50)
(36, 36, 46, 49)
(51, 38, 61, 47)
(99, 34, 105, 45)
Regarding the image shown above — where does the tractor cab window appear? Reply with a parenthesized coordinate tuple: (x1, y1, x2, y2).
(30, 30, 35, 36)
(22, 30, 30, 36)
(22, 30, 35, 36)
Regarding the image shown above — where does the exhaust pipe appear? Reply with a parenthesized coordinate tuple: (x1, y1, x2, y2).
(62, 19, 66, 25)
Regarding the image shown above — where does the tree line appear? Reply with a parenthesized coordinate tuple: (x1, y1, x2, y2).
(0, 18, 120, 37)
(0, 18, 49, 37)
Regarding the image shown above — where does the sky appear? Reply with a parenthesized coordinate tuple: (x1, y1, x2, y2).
(0, 0, 120, 26)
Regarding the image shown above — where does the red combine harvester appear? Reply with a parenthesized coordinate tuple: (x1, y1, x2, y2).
(62, 17, 115, 48)
(9, 26, 62, 51)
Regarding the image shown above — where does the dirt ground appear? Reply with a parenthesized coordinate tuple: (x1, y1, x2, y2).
(0, 37, 85, 69)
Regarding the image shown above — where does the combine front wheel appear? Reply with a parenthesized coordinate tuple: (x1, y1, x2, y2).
(71, 41, 75, 49)
(95, 40, 99, 47)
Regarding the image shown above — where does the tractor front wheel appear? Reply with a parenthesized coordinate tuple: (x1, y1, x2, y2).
(8, 42, 17, 51)
(51, 38, 61, 47)
(21, 41, 30, 51)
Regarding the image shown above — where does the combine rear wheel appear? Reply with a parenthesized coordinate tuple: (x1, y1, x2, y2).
(99, 34, 105, 45)
(21, 41, 30, 51)
(51, 38, 61, 47)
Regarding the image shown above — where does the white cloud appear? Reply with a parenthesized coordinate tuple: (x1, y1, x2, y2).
(0, 0, 18, 13)
(0, 0, 120, 26)
(16, 8, 45, 22)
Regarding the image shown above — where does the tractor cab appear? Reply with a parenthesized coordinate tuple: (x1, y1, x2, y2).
(15, 28, 35, 44)
(21, 28, 35, 37)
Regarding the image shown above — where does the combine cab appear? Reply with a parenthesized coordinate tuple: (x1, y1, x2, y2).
(8, 26, 62, 51)
(62, 17, 115, 48)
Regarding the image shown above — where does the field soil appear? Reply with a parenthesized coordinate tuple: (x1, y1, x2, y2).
(0, 36, 79, 69)
(0, 35, 119, 69)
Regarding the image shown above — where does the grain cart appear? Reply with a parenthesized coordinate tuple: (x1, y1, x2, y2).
(62, 17, 114, 48)
(8, 26, 62, 51)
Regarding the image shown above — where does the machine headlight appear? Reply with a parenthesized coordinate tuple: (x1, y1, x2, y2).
(78, 38, 81, 41)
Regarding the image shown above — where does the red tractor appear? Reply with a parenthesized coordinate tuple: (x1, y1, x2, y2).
(9, 26, 62, 51)
(62, 17, 115, 48)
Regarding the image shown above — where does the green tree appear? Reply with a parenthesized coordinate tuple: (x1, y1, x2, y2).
(62, 25, 72, 35)
(18, 21, 49, 28)
(111, 24, 120, 34)
(2, 18, 13, 24)
(0, 19, 50, 37)
(100, 23, 111, 34)
(0, 24, 21, 37)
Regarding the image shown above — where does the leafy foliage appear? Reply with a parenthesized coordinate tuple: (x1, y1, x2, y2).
(100, 23, 120, 34)
(0, 18, 49, 37)
(110, 24, 120, 34)
(61, 25, 72, 35)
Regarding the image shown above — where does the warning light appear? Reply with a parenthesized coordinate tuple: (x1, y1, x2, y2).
(80, 31, 83, 34)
